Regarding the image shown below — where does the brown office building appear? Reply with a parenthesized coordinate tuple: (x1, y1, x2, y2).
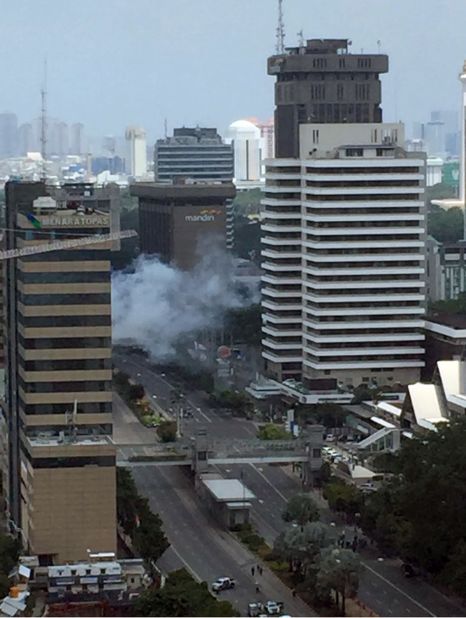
(3, 181, 119, 564)
(268, 38, 389, 157)
(131, 182, 236, 270)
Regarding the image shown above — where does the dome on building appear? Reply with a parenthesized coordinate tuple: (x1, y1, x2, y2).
(227, 119, 261, 138)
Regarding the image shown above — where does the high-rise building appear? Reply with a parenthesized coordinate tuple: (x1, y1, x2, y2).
(268, 39, 389, 158)
(0, 113, 18, 158)
(56, 122, 69, 157)
(70, 123, 84, 156)
(226, 120, 262, 182)
(154, 127, 234, 183)
(18, 124, 34, 156)
(262, 39, 426, 388)
(3, 182, 119, 563)
(125, 127, 147, 178)
(131, 181, 236, 269)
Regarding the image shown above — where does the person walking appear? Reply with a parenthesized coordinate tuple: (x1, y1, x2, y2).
(255, 582, 260, 594)
(258, 565, 263, 576)
(251, 566, 255, 577)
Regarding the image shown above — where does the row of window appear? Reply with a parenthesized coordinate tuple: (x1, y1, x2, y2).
(23, 358, 111, 372)
(19, 271, 109, 284)
(18, 335, 111, 349)
(19, 293, 111, 306)
(22, 402, 111, 415)
(19, 378, 112, 393)
(21, 315, 111, 328)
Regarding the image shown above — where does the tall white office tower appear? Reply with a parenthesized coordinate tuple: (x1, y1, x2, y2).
(125, 126, 147, 178)
(227, 120, 261, 182)
(261, 123, 426, 388)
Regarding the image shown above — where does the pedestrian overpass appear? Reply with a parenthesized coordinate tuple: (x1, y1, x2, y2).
(116, 428, 323, 484)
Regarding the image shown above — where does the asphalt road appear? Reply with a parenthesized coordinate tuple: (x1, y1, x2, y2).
(132, 465, 314, 617)
(113, 349, 466, 618)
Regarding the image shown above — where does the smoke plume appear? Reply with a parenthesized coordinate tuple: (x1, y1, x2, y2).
(112, 246, 253, 359)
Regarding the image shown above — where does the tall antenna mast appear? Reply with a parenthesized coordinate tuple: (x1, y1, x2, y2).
(40, 59, 47, 182)
(275, 0, 285, 54)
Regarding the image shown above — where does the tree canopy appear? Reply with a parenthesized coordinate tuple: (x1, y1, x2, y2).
(257, 423, 291, 440)
(282, 493, 320, 526)
(117, 469, 169, 563)
(135, 568, 238, 617)
(360, 417, 466, 595)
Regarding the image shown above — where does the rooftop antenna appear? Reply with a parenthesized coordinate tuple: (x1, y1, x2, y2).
(40, 59, 47, 182)
(275, 0, 285, 54)
(164, 117, 168, 139)
(297, 30, 305, 47)
(377, 40, 381, 53)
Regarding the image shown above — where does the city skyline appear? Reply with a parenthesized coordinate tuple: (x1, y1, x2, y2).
(0, 0, 465, 140)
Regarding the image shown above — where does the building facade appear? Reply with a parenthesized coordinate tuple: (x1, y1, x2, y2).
(154, 127, 234, 183)
(3, 182, 119, 563)
(426, 237, 466, 302)
(261, 123, 426, 388)
(268, 39, 388, 158)
(131, 182, 236, 268)
(125, 127, 147, 178)
(226, 120, 262, 182)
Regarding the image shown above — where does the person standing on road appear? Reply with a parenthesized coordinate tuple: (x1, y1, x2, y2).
(251, 566, 255, 577)
(255, 583, 260, 594)
(258, 565, 263, 576)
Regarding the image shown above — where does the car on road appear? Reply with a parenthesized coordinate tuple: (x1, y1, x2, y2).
(211, 577, 236, 592)
(264, 601, 284, 615)
(248, 602, 261, 617)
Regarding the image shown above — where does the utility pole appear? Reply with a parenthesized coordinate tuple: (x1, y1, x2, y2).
(275, 0, 285, 54)
(40, 59, 48, 182)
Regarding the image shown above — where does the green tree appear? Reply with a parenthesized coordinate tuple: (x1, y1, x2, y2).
(428, 203, 463, 242)
(158, 420, 177, 442)
(316, 547, 360, 616)
(257, 423, 291, 440)
(135, 568, 238, 617)
(116, 469, 169, 562)
(282, 493, 320, 527)
(274, 522, 334, 578)
(323, 481, 363, 520)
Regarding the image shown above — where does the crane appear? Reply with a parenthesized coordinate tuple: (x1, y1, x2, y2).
(0, 229, 137, 260)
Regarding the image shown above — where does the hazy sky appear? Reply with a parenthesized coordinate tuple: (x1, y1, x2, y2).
(1, 0, 465, 142)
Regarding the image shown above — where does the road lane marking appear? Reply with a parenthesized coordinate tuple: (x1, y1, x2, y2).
(249, 464, 288, 502)
(170, 546, 202, 582)
(362, 563, 436, 617)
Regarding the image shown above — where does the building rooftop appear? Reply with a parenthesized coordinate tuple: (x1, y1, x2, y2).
(202, 478, 255, 502)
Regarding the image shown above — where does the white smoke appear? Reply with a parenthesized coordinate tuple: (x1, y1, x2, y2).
(112, 246, 252, 359)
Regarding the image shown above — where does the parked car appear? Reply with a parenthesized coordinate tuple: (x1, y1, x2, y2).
(211, 577, 236, 592)
(248, 602, 262, 617)
(264, 601, 284, 615)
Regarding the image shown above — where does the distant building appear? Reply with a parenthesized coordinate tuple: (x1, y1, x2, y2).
(268, 38, 388, 158)
(426, 157, 443, 186)
(154, 127, 234, 183)
(0, 113, 18, 158)
(125, 126, 147, 178)
(226, 120, 261, 182)
(130, 181, 236, 269)
(426, 237, 466, 302)
(3, 182, 120, 563)
(17, 124, 34, 156)
(424, 314, 466, 380)
(91, 156, 125, 176)
(70, 123, 84, 156)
